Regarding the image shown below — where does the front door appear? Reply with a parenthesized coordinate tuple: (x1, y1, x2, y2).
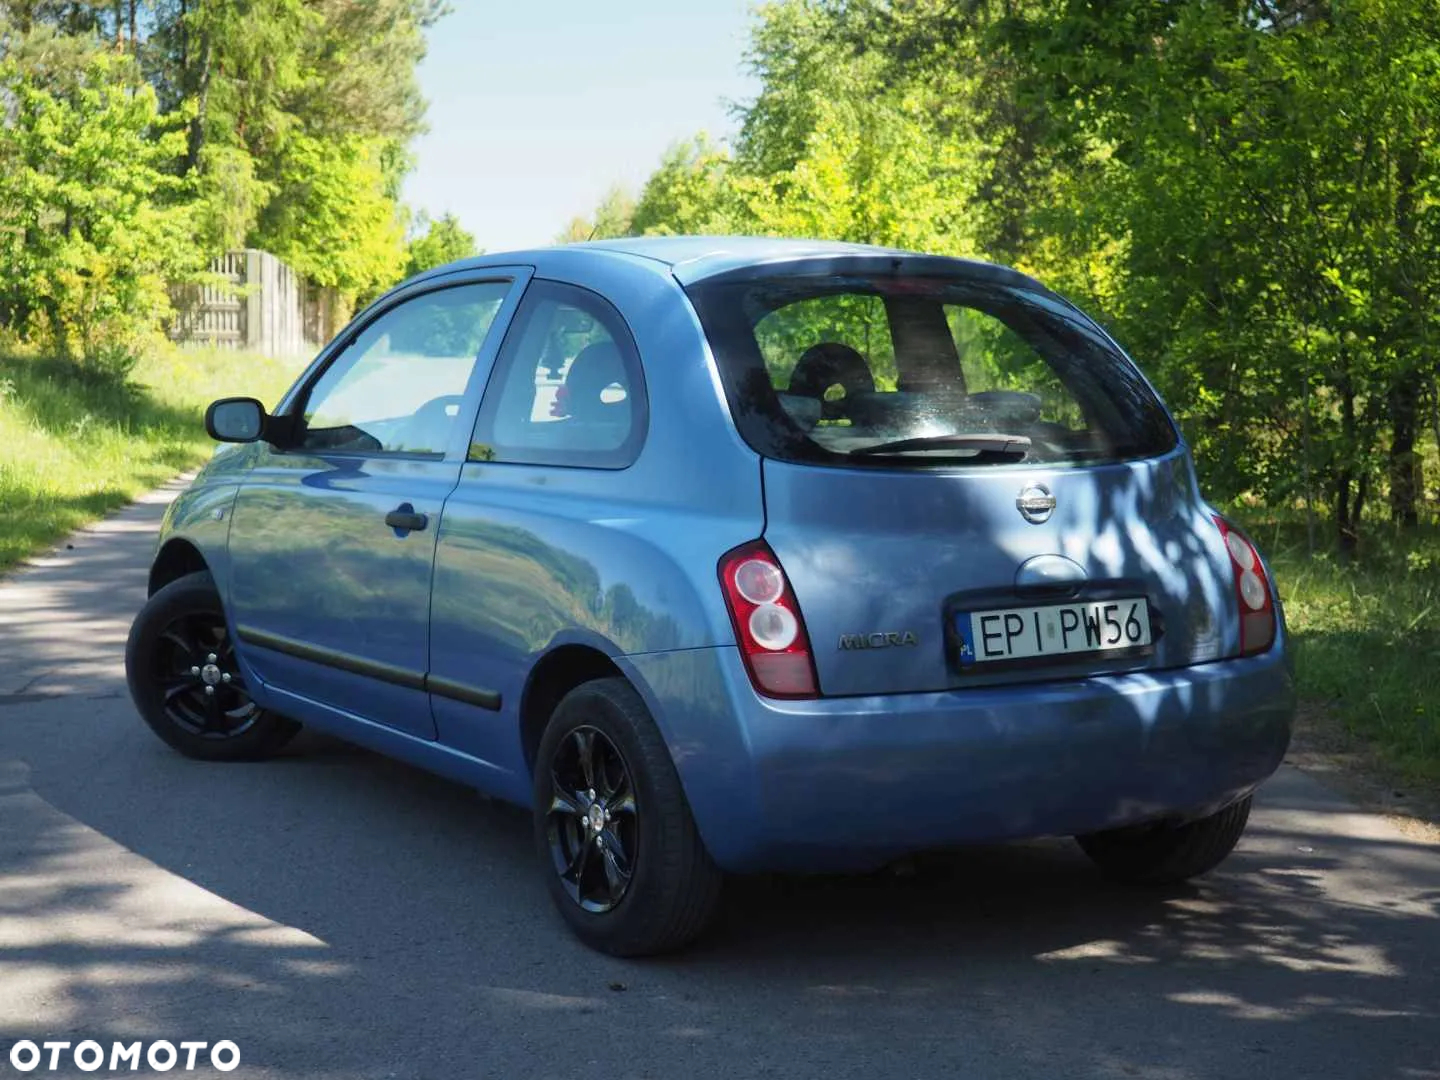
(226, 275, 523, 739)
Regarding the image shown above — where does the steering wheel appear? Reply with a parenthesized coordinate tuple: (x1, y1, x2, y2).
(393, 394, 467, 454)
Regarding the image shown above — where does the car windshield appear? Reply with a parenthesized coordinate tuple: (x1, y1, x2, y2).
(684, 271, 1178, 469)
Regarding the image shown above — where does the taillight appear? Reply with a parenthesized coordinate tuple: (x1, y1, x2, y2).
(1213, 515, 1276, 656)
(718, 541, 818, 698)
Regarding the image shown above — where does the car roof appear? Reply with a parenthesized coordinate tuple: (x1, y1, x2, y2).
(579, 235, 909, 270)
(414, 235, 1038, 292)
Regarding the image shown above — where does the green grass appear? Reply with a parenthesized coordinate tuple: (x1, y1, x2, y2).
(0, 347, 304, 573)
(1257, 519, 1440, 797)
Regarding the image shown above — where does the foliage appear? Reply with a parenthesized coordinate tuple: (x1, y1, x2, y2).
(556, 186, 637, 244)
(753, 291, 898, 389)
(735, 1, 987, 251)
(404, 211, 478, 279)
(0, 0, 448, 358)
(1012, 0, 1440, 553)
(630, 135, 738, 236)
(250, 132, 408, 302)
(0, 38, 197, 376)
(602, 0, 1440, 552)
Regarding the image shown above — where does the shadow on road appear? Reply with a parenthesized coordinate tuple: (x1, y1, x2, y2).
(2, 722, 1437, 1080)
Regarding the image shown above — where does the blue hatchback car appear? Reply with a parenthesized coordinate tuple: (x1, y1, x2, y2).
(126, 237, 1294, 955)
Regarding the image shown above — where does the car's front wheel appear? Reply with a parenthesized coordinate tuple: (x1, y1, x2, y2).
(533, 677, 723, 956)
(1076, 795, 1253, 885)
(125, 571, 299, 761)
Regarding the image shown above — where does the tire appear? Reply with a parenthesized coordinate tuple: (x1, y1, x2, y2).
(1077, 795, 1252, 885)
(125, 570, 300, 761)
(533, 677, 723, 956)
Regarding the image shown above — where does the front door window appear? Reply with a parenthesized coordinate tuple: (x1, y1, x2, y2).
(300, 282, 511, 456)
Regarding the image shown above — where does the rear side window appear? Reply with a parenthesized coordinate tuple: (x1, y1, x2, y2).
(686, 273, 1177, 469)
(470, 281, 647, 468)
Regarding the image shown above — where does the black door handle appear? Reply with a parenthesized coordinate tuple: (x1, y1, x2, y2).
(385, 504, 428, 532)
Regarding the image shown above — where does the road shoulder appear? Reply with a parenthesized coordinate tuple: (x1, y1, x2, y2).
(1287, 699, 1440, 843)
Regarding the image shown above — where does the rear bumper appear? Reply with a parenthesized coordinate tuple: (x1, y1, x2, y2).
(623, 636, 1295, 873)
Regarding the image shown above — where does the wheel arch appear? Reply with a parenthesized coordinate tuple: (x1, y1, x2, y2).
(148, 538, 210, 597)
(515, 639, 761, 870)
(518, 643, 632, 775)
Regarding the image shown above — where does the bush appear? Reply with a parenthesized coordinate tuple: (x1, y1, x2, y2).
(0, 44, 198, 376)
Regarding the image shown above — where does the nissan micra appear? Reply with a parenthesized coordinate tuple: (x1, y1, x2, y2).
(126, 237, 1294, 955)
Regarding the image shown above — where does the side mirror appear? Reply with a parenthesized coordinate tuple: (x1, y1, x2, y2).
(205, 397, 267, 443)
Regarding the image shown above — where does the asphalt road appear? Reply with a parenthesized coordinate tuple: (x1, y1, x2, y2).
(1, 482, 1437, 1080)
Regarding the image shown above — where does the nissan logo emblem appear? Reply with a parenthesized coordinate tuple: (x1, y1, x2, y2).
(1016, 483, 1056, 524)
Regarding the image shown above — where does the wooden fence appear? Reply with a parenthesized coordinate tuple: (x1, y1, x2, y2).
(170, 250, 343, 357)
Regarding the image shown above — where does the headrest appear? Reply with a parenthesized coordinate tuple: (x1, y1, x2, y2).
(788, 342, 875, 399)
(566, 341, 626, 401)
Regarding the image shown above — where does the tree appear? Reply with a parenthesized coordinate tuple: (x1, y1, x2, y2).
(404, 211, 478, 278)
(0, 0, 451, 335)
(556, 186, 636, 243)
(1010, 0, 1440, 549)
(250, 133, 408, 303)
(630, 134, 737, 236)
(599, 0, 1440, 550)
(0, 37, 195, 370)
(149, 0, 443, 303)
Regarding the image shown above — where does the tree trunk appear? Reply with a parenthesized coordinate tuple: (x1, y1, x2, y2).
(1389, 143, 1424, 528)
(1432, 378, 1440, 506)
(1388, 371, 1421, 527)
(1353, 471, 1370, 538)
(1301, 330, 1317, 553)
(1335, 377, 1360, 560)
(186, 34, 213, 173)
(43, 294, 69, 360)
(1335, 470, 1356, 561)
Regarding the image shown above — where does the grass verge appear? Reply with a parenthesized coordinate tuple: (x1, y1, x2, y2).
(0, 348, 304, 574)
(1257, 520, 1440, 804)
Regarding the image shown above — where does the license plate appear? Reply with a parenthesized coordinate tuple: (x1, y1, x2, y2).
(956, 598, 1152, 666)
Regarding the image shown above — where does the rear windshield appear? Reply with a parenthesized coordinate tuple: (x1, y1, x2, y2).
(685, 272, 1177, 468)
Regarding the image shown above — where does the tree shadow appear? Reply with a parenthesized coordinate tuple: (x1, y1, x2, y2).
(2, 721, 1437, 1080)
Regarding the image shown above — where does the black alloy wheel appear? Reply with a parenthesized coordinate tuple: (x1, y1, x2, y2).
(126, 571, 300, 761)
(151, 609, 260, 740)
(545, 725, 639, 913)
(532, 677, 723, 956)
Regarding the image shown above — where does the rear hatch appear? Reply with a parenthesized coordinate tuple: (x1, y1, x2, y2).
(684, 256, 1238, 696)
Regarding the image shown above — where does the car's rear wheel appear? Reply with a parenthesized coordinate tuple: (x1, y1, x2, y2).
(1076, 795, 1252, 885)
(533, 677, 723, 956)
(125, 571, 299, 761)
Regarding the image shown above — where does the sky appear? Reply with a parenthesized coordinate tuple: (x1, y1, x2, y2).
(401, 1, 760, 254)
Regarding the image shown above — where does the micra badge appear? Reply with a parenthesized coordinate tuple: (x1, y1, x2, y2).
(839, 631, 919, 650)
